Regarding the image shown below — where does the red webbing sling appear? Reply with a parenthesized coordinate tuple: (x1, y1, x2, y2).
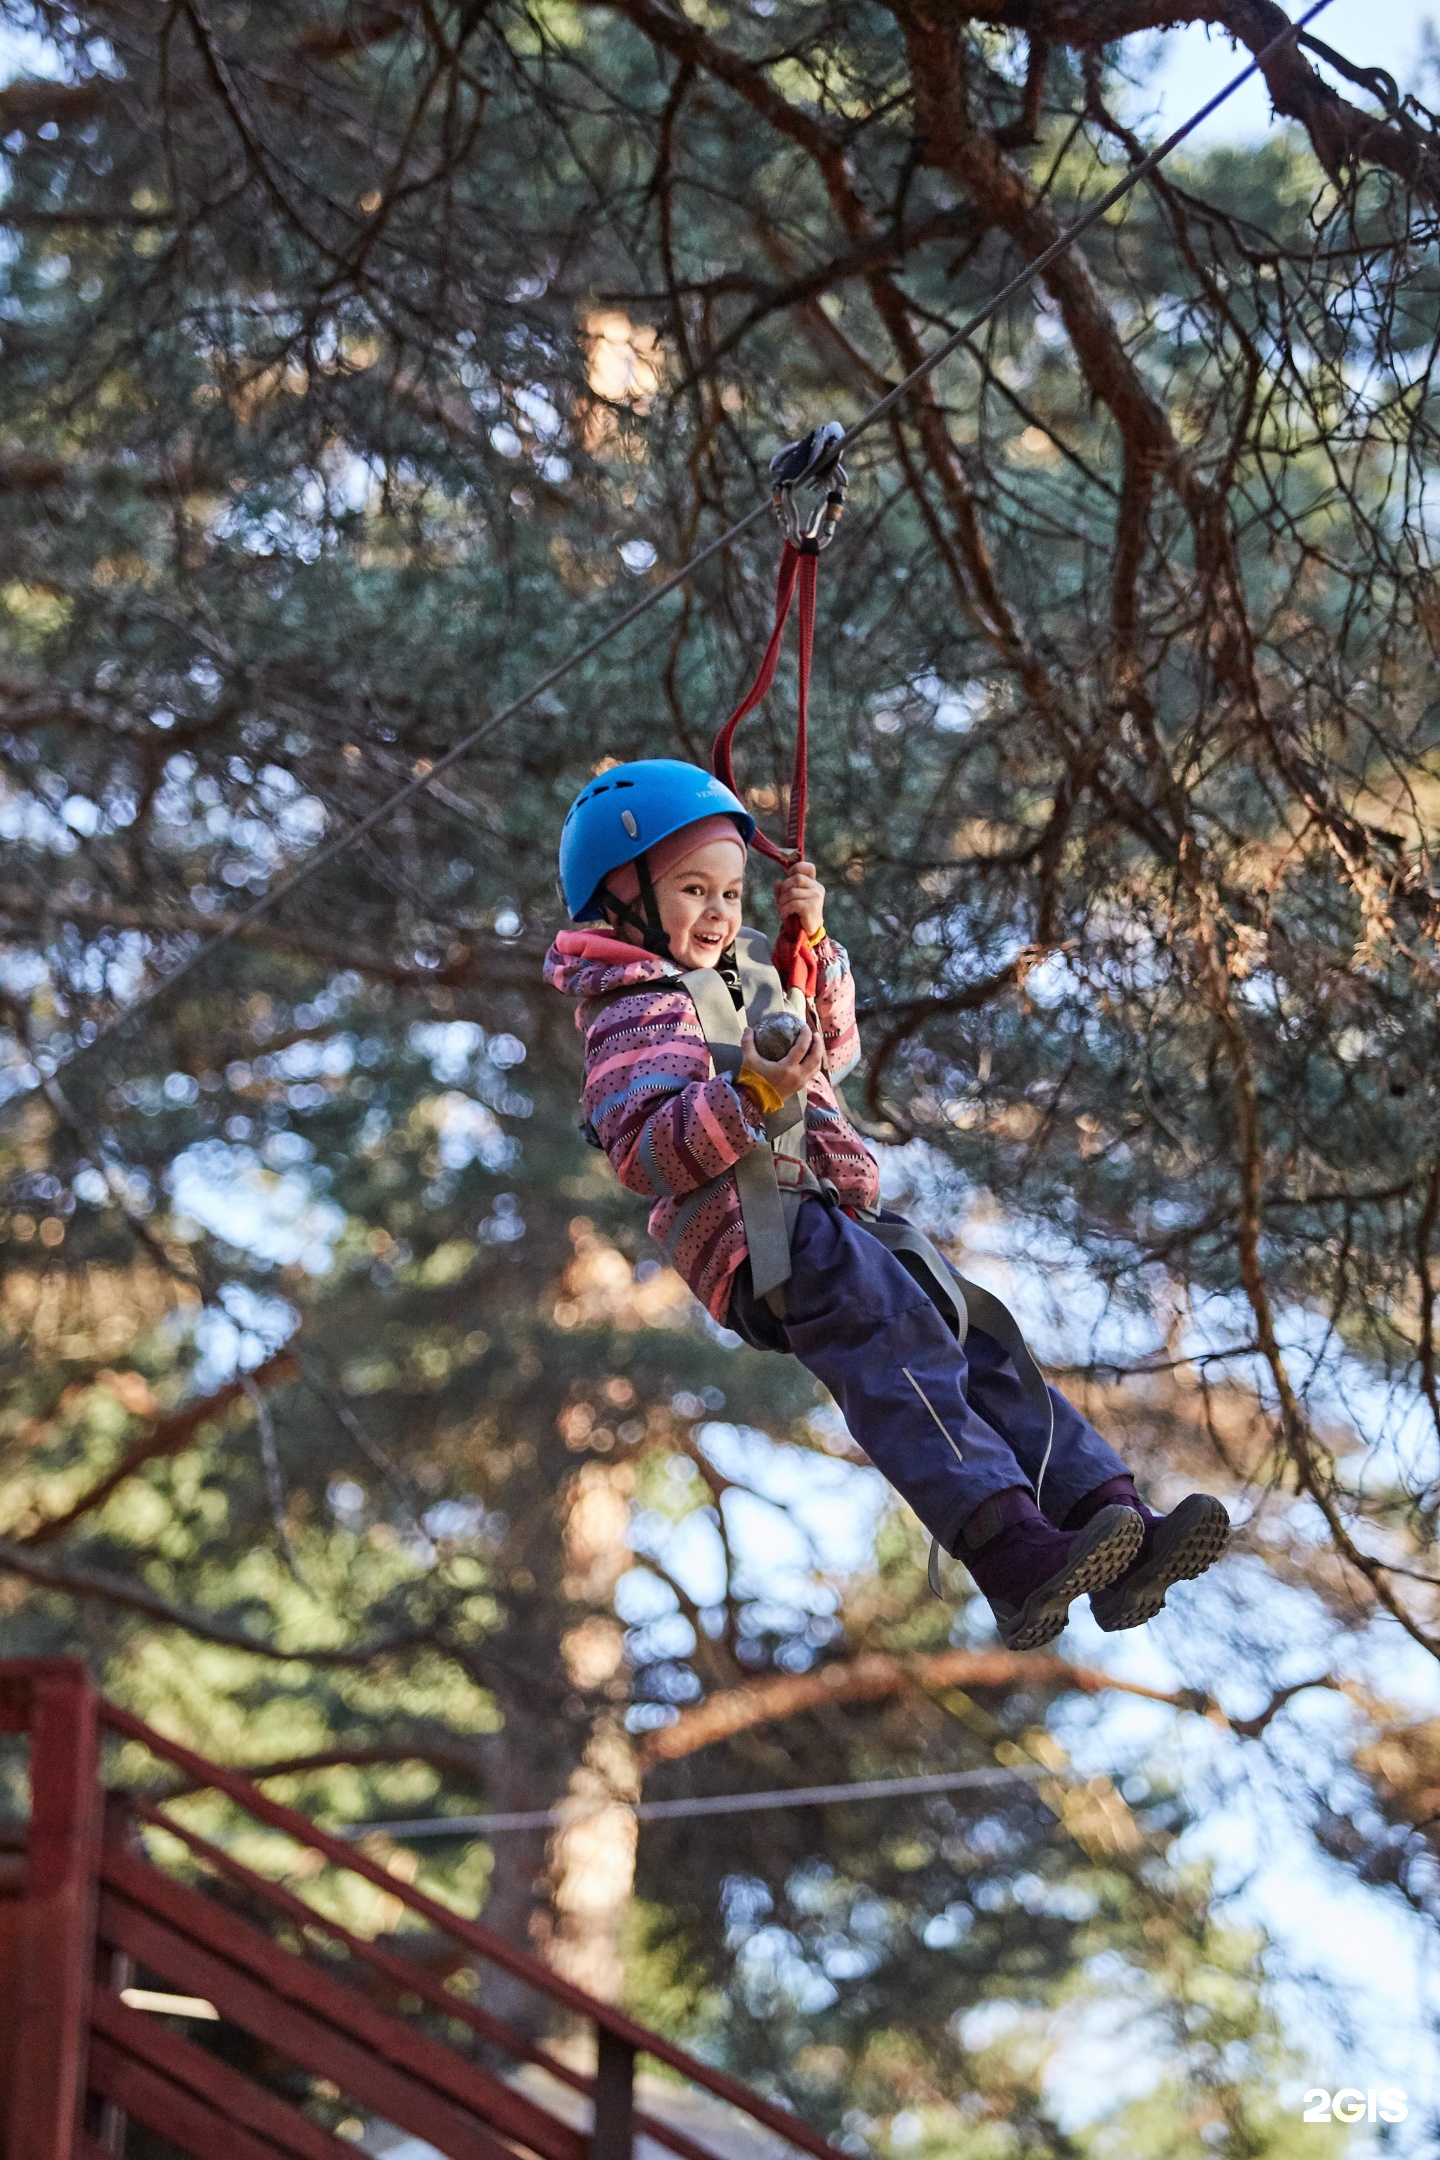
(712, 539, 821, 997)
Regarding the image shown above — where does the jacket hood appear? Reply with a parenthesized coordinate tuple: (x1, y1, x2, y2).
(543, 927, 679, 1004)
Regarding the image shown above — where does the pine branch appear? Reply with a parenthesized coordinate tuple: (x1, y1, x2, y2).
(16, 1350, 298, 1548)
(0, 1539, 441, 1669)
(637, 1647, 1345, 1764)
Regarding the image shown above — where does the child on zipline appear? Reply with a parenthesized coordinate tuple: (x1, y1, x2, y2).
(544, 760, 1229, 1648)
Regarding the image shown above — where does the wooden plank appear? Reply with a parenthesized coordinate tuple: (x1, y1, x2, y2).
(87, 2032, 301, 2160)
(0, 1875, 22, 2123)
(0, 1657, 88, 1731)
(7, 1660, 102, 2160)
(98, 1890, 520, 2160)
(592, 2030, 635, 2160)
(94, 1937, 134, 2155)
(100, 1701, 849, 2160)
(91, 1989, 353, 2160)
(100, 1844, 579, 2160)
(128, 1800, 722, 2160)
(131, 1800, 561, 2069)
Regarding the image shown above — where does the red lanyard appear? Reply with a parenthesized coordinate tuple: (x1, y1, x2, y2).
(712, 539, 817, 870)
(712, 541, 821, 998)
(713, 426, 845, 997)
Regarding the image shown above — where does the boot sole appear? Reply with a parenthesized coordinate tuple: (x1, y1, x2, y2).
(996, 1506, 1145, 1651)
(1090, 1494, 1231, 1633)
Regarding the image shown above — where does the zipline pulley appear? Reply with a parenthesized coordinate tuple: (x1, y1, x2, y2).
(769, 421, 847, 552)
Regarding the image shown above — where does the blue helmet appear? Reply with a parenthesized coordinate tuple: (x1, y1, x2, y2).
(559, 759, 754, 921)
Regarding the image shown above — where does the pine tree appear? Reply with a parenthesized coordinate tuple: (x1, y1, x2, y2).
(2, 3, 1436, 2147)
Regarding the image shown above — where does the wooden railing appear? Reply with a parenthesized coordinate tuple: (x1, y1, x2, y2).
(0, 1659, 846, 2160)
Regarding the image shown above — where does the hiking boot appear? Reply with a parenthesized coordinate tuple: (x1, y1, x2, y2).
(1066, 1477, 1231, 1633)
(960, 1488, 1145, 1651)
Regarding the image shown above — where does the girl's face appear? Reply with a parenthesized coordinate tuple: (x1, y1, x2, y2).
(653, 840, 745, 968)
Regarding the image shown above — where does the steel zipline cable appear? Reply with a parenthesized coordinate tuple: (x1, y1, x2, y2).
(6, 0, 1334, 1108)
(331, 1761, 1049, 1841)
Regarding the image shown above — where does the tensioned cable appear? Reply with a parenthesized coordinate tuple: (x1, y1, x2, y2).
(6, 0, 1334, 1106)
(332, 1761, 1048, 1841)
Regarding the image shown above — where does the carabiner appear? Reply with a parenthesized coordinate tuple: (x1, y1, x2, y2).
(769, 421, 847, 551)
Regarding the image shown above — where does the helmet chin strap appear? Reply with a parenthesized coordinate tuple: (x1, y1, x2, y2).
(601, 876, 741, 994)
(601, 853, 744, 973)
(599, 853, 674, 961)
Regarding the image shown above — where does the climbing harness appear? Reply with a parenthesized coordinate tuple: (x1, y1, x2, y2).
(580, 925, 809, 1299)
(676, 928, 813, 1303)
(712, 425, 848, 997)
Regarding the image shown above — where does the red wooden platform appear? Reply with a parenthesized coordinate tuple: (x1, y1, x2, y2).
(0, 1660, 844, 2160)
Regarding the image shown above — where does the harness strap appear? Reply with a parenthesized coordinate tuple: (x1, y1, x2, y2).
(679, 940, 814, 1305)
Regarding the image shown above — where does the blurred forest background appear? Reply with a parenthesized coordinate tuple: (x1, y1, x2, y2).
(2, 0, 1440, 2151)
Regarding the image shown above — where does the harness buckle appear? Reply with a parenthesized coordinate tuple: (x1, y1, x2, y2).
(769, 422, 847, 551)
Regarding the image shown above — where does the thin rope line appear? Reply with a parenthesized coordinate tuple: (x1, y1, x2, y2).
(3, 0, 1334, 1108)
(331, 1763, 1046, 1840)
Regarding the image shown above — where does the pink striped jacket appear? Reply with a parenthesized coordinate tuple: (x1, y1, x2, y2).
(543, 927, 880, 1320)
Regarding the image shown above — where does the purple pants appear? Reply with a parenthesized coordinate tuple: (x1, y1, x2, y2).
(726, 1197, 1129, 1554)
